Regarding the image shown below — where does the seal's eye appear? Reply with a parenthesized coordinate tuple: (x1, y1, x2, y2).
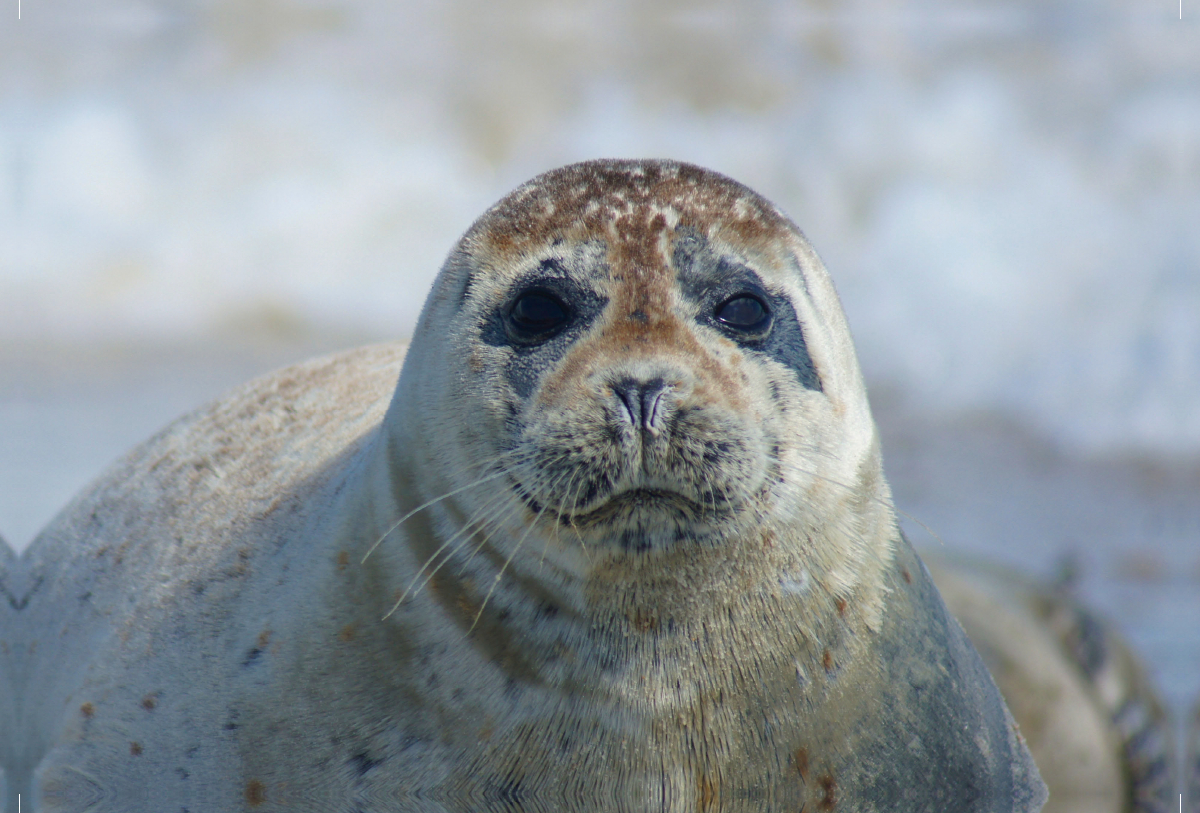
(715, 294, 771, 334)
(508, 290, 569, 340)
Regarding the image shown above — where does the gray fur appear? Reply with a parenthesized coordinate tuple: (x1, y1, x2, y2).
(7, 160, 1046, 812)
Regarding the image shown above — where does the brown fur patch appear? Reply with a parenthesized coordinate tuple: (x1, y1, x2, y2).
(794, 746, 809, 781)
(818, 772, 837, 809)
(628, 607, 658, 632)
(474, 161, 792, 263)
(698, 771, 719, 810)
(245, 779, 267, 806)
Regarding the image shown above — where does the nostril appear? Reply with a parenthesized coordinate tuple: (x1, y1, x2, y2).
(643, 386, 667, 433)
(611, 377, 670, 433)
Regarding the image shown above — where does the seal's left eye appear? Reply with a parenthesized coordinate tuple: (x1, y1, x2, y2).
(509, 290, 569, 339)
(715, 294, 771, 334)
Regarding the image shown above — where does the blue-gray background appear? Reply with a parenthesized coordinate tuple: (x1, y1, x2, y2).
(2, 0, 1197, 759)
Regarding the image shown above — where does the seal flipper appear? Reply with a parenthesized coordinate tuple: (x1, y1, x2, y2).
(819, 537, 1048, 813)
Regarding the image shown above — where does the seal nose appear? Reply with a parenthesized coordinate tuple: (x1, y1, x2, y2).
(612, 377, 670, 434)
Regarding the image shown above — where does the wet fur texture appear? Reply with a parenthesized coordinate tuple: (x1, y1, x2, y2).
(8, 160, 1045, 812)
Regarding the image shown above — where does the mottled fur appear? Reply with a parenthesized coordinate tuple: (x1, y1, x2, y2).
(10, 160, 1044, 812)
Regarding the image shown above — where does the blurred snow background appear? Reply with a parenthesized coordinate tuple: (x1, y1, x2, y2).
(1, 0, 1197, 768)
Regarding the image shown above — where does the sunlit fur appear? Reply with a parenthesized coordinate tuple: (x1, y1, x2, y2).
(15, 160, 1043, 812)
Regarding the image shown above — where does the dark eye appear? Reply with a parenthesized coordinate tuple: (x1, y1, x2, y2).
(508, 290, 569, 340)
(715, 294, 771, 334)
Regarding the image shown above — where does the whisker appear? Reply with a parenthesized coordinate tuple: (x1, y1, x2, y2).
(764, 452, 945, 547)
(468, 496, 552, 633)
(362, 447, 533, 564)
(564, 460, 593, 560)
(459, 495, 528, 570)
(538, 465, 579, 571)
(380, 487, 518, 620)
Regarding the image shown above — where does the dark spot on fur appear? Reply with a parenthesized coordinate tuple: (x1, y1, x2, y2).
(141, 694, 157, 711)
(349, 752, 383, 777)
(130, 742, 142, 756)
(835, 597, 847, 617)
(80, 702, 94, 718)
(822, 649, 833, 672)
(901, 567, 912, 584)
(492, 771, 527, 807)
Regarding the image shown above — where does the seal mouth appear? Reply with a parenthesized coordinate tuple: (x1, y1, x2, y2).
(518, 481, 736, 531)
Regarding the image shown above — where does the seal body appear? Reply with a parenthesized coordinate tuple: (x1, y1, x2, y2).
(0, 535, 15, 808)
(14, 160, 1045, 812)
(924, 552, 1177, 813)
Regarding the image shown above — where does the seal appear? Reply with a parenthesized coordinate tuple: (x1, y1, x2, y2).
(0, 533, 15, 808)
(923, 551, 1176, 813)
(14, 160, 1046, 812)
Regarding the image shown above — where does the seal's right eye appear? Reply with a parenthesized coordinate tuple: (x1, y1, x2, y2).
(508, 290, 569, 341)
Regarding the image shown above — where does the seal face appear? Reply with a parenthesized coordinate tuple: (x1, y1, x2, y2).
(473, 212, 820, 553)
(397, 161, 893, 611)
(13, 160, 1046, 812)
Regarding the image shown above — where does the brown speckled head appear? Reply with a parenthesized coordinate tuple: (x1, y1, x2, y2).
(388, 159, 893, 610)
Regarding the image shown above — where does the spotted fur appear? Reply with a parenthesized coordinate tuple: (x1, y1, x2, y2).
(11, 160, 1045, 812)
